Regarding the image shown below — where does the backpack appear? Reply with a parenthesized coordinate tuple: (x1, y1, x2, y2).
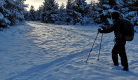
(122, 19, 134, 41)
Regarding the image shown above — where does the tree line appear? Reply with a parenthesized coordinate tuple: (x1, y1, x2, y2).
(25, 0, 138, 26)
(1, 0, 138, 28)
(24, 0, 94, 25)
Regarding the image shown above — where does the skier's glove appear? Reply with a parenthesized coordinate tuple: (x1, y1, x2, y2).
(102, 27, 106, 30)
(98, 28, 101, 32)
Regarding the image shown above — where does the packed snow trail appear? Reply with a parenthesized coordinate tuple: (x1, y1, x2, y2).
(0, 21, 138, 80)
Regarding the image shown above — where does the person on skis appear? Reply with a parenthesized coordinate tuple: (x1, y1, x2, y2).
(98, 12, 129, 71)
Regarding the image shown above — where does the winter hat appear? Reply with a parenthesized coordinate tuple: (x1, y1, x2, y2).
(110, 12, 120, 20)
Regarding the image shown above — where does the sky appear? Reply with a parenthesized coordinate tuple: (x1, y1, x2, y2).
(24, 0, 99, 11)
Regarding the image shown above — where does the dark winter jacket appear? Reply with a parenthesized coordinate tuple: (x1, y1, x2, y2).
(99, 19, 125, 38)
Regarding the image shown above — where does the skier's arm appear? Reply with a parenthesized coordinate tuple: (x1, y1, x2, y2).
(98, 21, 120, 33)
(99, 26, 115, 33)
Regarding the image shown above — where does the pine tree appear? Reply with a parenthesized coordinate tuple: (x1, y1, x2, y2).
(88, 1, 97, 17)
(25, 5, 41, 21)
(98, 0, 108, 6)
(40, 0, 47, 22)
(134, 0, 138, 7)
(72, 0, 89, 25)
(66, 0, 73, 10)
(19, 0, 25, 4)
(108, 0, 116, 7)
(24, 11, 32, 21)
(66, 0, 74, 24)
(35, 5, 43, 21)
(59, 3, 66, 23)
(74, 0, 89, 17)
(41, 0, 59, 23)
(0, 0, 26, 27)
(60, 3, 65, 10)
(12, 0, 26, 24)
(29, 5, 35, 21)
(0, 0, 10, 28)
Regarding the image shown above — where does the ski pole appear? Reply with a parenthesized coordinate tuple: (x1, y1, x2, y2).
(86, 32, 99, 63)
(98, 33, 103, 61)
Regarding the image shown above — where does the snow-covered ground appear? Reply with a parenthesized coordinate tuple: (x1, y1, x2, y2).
(0, 21, 138, 80)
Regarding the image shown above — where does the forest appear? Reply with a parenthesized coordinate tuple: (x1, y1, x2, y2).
(0, 0, 138, 28)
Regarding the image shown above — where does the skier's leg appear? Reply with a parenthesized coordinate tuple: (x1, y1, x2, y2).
(112, 44, 119, 66)
(117, 40, 128, 70)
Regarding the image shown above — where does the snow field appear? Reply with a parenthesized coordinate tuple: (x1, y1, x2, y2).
(0, 21, 138, 80)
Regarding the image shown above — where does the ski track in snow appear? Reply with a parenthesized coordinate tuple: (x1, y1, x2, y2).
(0, 21, 138, 80)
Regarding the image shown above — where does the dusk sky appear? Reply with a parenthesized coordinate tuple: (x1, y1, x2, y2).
(24, 0, 99, 11)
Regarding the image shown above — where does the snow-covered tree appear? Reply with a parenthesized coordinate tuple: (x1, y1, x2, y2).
(94, 0, 118, 24)
(0, 0, 25, 27)
(60, 3, 65, 10)
(134, 0, 138, 7)
(93, 0, 138, 28)
(0, 0, 26, 27)
(41, 0, 59, 23)
(29, 5, 35, 21)
(108, 0, 116, 7)
(24, 11, 31, 21)
(57, 3, 66, 24)
(72, 10, 82, 25)
(72, 0, 90, 25)
(11, 0, 26, 25)
(25, 5, 42, 21)
(88, 1, 97, 17)
(35, 5, 43, 21)
(74, 0, 89, 17)
(98, 0, 108, 6)
(66, 0, 74, 24)
(0, 0, 10, 28)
